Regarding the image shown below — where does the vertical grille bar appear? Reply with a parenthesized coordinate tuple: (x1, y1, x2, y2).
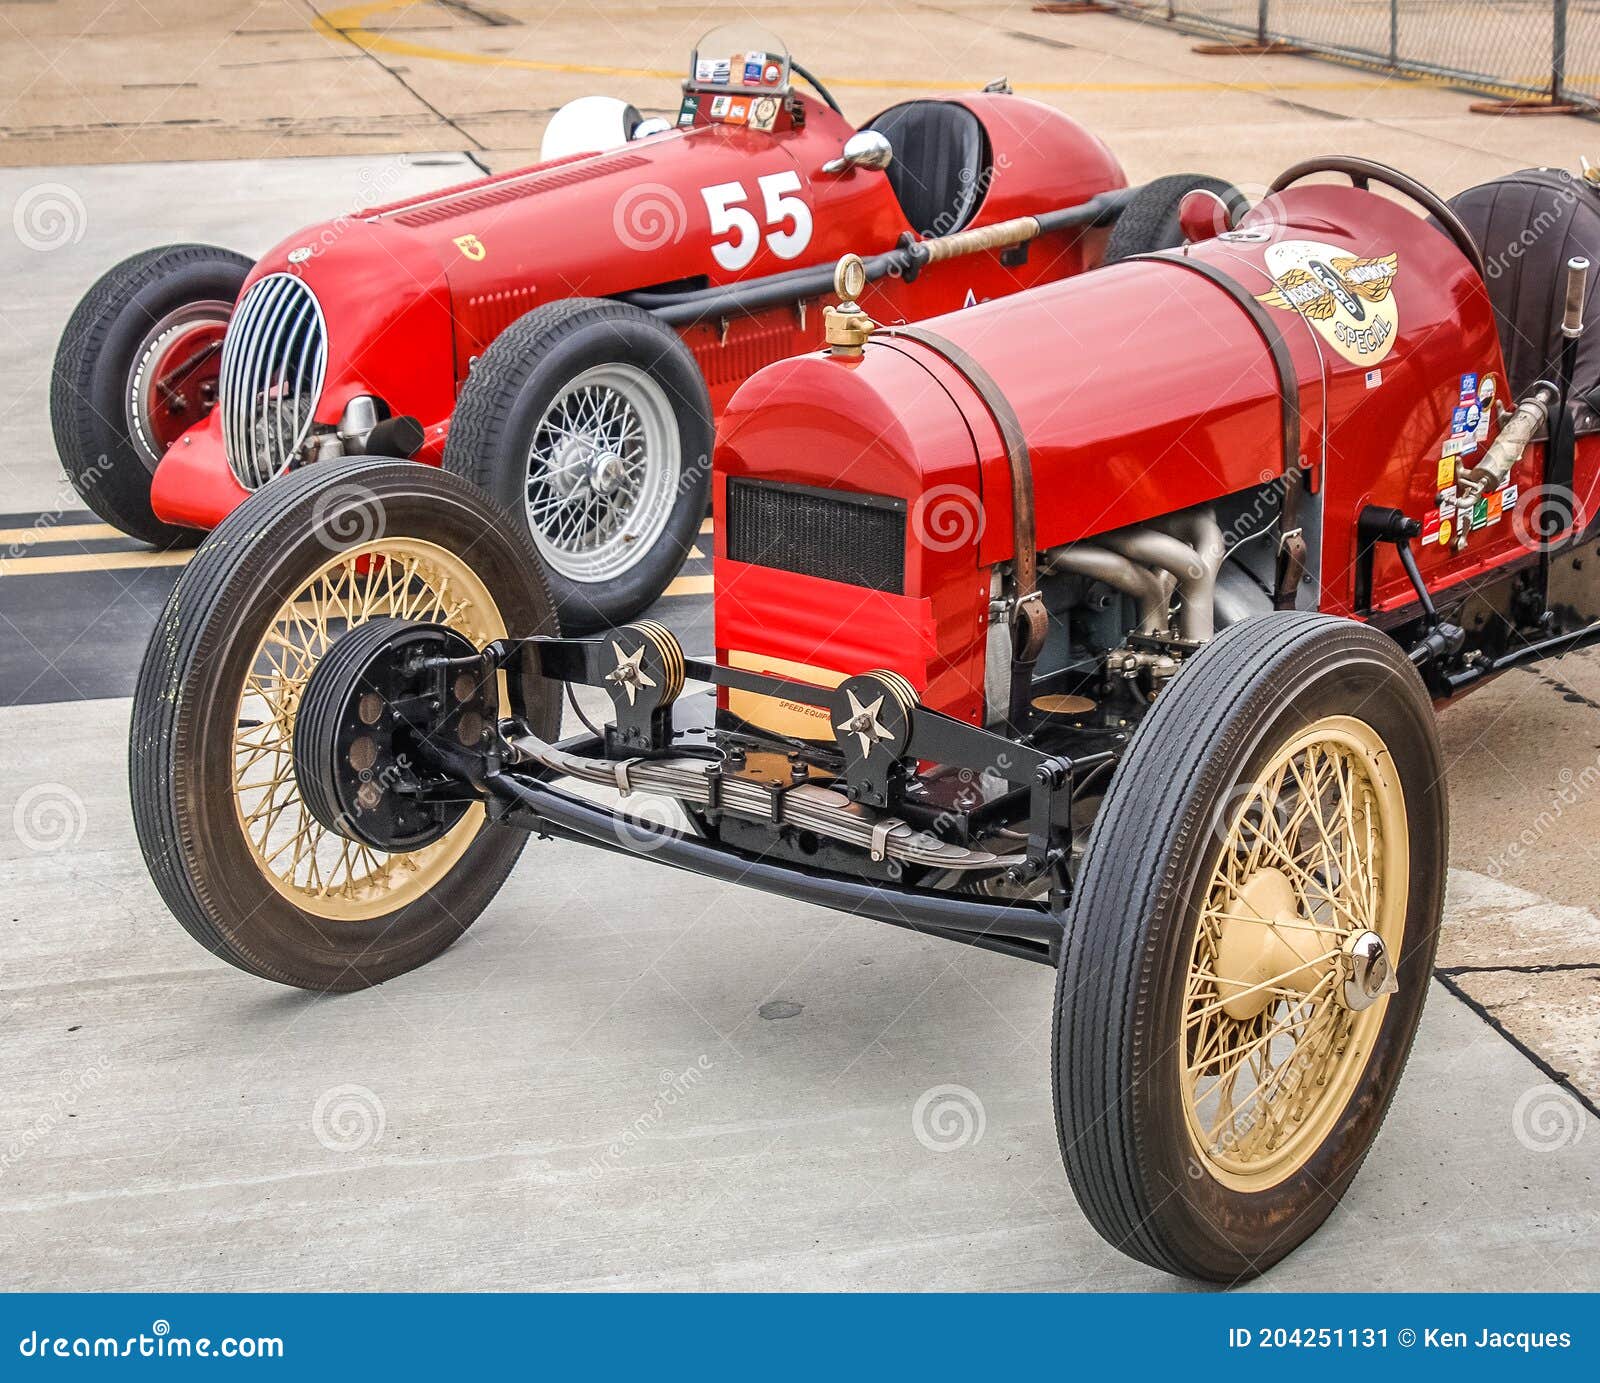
(218, 273, 329, 490)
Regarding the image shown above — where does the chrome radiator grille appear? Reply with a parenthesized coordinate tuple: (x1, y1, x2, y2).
(219, 273, 327, 490)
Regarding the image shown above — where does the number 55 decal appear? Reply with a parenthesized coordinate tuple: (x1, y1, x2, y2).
(701, 171, 813, 271)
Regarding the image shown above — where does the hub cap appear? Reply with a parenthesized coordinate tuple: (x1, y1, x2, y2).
(1182, 715, 1409, 1190)
(126, 300, 231, 471)
(524, 363, 681, 583)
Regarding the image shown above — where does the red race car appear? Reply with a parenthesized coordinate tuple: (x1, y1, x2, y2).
(132, 152, 1589, 1281)
(52, 22, 1234, 630)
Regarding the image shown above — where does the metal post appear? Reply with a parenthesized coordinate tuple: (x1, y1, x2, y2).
(1388, 0, 1399, 68)
(1257, 0, 1269, 48)
(1553, 0, 1569, 104)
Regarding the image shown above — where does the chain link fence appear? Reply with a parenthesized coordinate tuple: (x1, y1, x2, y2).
(1108, 2, 1600, 113)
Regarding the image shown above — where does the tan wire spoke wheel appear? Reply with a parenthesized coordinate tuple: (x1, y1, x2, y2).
(232, 537, 502, 921)
(131, 459, 560, 992)
(1054, 613, 1445, 1283)
(1182, 715, 1407, 1191)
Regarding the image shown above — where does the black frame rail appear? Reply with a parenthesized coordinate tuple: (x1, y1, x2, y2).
(419, 630, 1134, 966)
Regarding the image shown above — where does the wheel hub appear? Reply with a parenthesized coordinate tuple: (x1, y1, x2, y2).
(588, 451, 627, 495)
(292, 617, 491, 852)
(1213, 867, 1332, 1021)
(126, 302, 231, 470)
(1340, 929, 1400, 1011)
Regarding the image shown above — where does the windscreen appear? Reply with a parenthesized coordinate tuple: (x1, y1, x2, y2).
(687, 23, 792, 96)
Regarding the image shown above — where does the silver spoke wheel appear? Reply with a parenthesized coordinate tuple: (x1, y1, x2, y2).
(524, 362, 681, 583)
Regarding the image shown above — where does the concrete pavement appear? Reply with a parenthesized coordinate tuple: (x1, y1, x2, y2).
(2, 690, 1595, 1291)
(4, 0, 1599, 191)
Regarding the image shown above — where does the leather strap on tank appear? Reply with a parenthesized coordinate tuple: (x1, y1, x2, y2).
(879, 325, 1049, 667)
(1129, 251, 1303, 475)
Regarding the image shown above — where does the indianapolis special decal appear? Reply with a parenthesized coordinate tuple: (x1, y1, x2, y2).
(1256, 239, 1399, 365)
(452, 233, 487, 262)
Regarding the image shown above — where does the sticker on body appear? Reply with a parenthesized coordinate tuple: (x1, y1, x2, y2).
(1256, 239, 1400, 365)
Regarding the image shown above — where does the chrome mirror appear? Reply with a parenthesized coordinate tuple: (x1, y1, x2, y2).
(823, 130, 893, 175)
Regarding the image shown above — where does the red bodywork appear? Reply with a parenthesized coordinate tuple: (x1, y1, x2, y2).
(714, 181, 1589, 723)
(149, 92, 1126, 531)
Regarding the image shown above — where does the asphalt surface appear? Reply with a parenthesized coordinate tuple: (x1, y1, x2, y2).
(0, 507, 712, 706)
(1, 5, 1597, 1293)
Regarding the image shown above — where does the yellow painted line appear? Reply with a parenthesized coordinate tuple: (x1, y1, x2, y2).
(663, 573, 712, 598)
(0, 541, 716, 600)
(0, 521, 127, 547)
(314, 1, 1403, 95)
(0, 548, 193, 578)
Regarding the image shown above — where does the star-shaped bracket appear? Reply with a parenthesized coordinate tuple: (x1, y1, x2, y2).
(835, 688, 896, 757)
(597, 620, 685, 754)
(829, 670, 917, 809)
(605, 640, 657, 707)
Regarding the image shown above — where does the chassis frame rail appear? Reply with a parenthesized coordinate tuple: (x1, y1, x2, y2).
(390, 625, 1130, 965)
(463, 746, 1061, 966)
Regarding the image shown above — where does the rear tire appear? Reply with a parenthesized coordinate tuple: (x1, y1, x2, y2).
(1054, 613, 1446, 1281)
(51, 244, 250, 546)
(1104, 174, 1246, 263)
(131, 459, 561, 992)
(443, 298, 713, 634)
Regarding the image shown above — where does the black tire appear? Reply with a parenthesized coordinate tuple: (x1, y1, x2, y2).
(443, 298, 713, 634)
(1103, 174, 1247, 263)
(131, 458, 561, 992)
(1054, 613, 1447, 1281)
(51, 243, 251, 547)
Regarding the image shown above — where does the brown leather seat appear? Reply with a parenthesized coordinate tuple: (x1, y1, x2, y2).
(1447, 168, 1600, 432)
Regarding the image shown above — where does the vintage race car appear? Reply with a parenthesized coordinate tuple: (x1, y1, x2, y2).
(51, 21, 1234, 631)
(127, 154, 1600, 1281)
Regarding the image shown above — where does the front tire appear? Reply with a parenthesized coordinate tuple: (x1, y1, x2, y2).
(131, 459, 561, 992)
(443, 298, 713, 634)
(1054, 613, 1446, 1281)
(51, 243, 251, 546)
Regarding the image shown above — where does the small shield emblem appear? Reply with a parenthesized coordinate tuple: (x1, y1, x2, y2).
(452, 233, 486, 262)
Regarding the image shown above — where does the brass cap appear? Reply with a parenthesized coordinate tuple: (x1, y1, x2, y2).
(825, 253, 874, 355)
